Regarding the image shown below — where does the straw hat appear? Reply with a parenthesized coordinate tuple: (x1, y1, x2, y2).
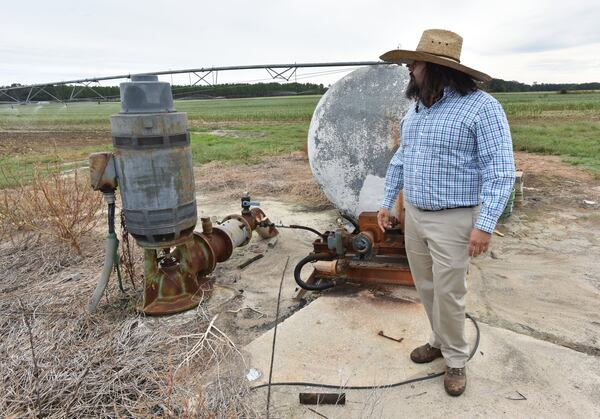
(380, 29, 491, 82)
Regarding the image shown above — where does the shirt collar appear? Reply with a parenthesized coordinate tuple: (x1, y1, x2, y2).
(439, 87, 456, 103)
(417, 86, 456, 111)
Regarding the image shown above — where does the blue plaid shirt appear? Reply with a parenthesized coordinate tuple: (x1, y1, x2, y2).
(381, 88, 515, 233)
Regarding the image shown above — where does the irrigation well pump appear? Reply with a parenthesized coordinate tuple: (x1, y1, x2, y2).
(88, 76, 277, 315)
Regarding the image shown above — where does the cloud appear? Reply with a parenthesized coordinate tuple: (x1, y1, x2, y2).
(475, 3, 600, 54)
(475, 40, 600, 83)
(1, 0, 598, 85)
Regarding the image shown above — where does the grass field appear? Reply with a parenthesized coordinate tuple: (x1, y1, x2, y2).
(494, 91, 600, 173)
(0, 95, 321, 127)
(0, 91, 599, 188)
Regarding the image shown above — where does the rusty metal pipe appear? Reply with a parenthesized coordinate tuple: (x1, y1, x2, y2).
(201, 217, 213, 234)
(218, 218, 250, 247)
(248, 208, 279, 239)
(139, 204, 279, 315)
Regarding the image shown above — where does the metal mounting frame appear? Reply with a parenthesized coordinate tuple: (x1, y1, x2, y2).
(265, 66, 297, 81)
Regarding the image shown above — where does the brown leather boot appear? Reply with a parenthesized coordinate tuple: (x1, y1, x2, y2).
(410, 343, 443, 363)
(444, 367, 467, 396)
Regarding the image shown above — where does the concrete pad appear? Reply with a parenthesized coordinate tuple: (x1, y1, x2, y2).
(246, 291, 475, 386)
(245, 292, 600, 418)
(469, 249, 600, 355)
(467, 207, 600, 356)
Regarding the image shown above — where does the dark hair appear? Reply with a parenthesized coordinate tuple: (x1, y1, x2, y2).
(405, 62, 478, 108)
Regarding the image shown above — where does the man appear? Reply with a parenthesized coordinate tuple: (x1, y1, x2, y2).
(377, 29, 515, 396)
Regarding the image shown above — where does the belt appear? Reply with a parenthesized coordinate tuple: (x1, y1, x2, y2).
(417, 205, 477, 212)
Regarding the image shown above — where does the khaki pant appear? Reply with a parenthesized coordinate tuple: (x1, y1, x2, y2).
(404, 201, 478, 368)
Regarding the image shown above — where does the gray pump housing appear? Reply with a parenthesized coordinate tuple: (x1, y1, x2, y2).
(111, 75, 197, 248)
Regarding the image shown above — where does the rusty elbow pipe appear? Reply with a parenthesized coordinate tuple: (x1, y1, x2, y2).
(245, 207, 279, 239)
(141, 205, 279, 315)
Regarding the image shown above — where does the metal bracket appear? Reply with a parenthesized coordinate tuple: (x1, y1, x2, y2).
(70, 81, 105, 101)
(191, 71, 214, 86)
(265, 66, 297, 81)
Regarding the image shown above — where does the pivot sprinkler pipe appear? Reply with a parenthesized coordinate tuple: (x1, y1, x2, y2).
(86, 76, 277, 315)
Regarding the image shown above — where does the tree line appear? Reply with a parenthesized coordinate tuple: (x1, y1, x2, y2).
(483, 79, 600, 93)
(1, 82, 327, 102)
(2, 78, 598, 102)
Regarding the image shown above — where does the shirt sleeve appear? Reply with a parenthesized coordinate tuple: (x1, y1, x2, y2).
(381, 141, 405, 210)
(474, 99, 516, 233)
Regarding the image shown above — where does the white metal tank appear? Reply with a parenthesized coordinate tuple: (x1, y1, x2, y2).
(308, 64, 411, 218)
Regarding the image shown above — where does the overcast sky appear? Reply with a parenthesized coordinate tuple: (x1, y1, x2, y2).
(2, 0, 599, 87)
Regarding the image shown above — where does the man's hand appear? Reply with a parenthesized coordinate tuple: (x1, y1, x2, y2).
(468, 228, 492, 257)
(377, 208, 392, 232)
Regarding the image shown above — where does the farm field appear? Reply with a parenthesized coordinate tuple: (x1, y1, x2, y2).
(0, 91, 599, 187)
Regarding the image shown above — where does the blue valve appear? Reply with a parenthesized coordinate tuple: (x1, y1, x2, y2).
(242, 200, 260, 207)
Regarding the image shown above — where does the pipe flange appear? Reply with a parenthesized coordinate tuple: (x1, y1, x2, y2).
(222, 214, 253, 246)
(192, 232, 217, 275)
(205, 227, 234, 262)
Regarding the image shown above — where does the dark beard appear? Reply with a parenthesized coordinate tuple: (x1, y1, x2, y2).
(405, 75, 420, 101)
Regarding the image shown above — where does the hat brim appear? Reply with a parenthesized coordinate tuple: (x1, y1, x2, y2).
(379, 49, 492, 82)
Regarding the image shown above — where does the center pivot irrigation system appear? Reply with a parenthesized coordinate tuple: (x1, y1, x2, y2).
(0, 61, 385, 104)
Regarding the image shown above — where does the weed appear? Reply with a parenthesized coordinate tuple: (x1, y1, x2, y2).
(0, 166, 102, 254)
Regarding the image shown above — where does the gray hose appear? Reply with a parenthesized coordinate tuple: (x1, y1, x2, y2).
(86, 192, 117, 314)
(86, 232, 117, 313)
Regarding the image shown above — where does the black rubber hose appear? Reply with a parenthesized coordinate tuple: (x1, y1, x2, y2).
(340, 212, 360, 234)
(277, 224, 327, 239)
(107, 202, 115, 234)
(107, 201, 124, 293)
(294, 254, 337, 291)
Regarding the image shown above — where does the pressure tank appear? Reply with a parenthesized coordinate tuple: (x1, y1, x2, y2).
(307, 65, 411, 218)
(111, 75, 196, 248)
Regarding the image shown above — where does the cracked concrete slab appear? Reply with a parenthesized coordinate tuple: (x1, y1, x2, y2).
(245, 292, 600, 418)
(468, 209, 600, 356)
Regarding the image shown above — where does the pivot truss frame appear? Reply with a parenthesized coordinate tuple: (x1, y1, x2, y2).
(0, 61, 384, 104)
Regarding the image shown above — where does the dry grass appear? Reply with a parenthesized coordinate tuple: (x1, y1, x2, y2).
(0, 166, 102, 254)
(0, 227, 258, 417)
(0, 169, 259, 416)
(196, 153, 332, 209)
(0, 260, 260, 419)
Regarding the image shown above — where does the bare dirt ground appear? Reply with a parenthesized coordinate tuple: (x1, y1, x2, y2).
(0, 129, 110, 154)
(1, 142, 599, 416)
